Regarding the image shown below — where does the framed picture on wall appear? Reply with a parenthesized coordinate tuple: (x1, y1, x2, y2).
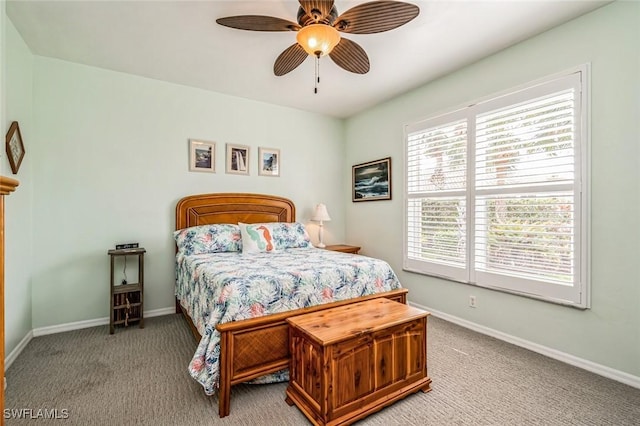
(226, 143, 250, 175)
(352, 157, 392, 202)
(5, 121, 25, 175)
(258, 147, 280, 177)
(189, 139, 216, 173)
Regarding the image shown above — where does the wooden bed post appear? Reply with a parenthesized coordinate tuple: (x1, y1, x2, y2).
(218, 330, 232, 417)
(0, 176, 19, 426)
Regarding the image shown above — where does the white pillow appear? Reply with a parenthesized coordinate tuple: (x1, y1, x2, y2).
(239, 222, 277, 254)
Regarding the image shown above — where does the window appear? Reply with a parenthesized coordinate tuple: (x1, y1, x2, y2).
(404, 67, 589, 308)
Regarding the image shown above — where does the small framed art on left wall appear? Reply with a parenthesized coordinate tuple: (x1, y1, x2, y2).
(189, 139, 216, 173)
(5, 121, 25, 175)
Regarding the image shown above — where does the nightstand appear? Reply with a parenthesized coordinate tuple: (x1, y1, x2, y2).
(323, 244, 361, 254)
(108, 248, 145, 334)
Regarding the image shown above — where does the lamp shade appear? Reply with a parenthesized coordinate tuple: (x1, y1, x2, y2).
(311, 204, 331, 222)
(296, 24, 341, 57)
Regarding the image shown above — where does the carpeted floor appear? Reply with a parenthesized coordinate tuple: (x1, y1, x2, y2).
(5, 314, 640, 425)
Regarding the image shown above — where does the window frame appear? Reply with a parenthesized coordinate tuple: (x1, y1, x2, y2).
(403, 65, 590, 308)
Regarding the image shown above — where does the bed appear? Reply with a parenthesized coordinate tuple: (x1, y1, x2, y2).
(174, 193, 407, 417)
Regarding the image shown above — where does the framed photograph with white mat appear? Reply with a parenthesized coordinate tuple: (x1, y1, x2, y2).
(226, 143, 250, 175)
(189, 139, 215, 173)
(258, 147, 280, 177)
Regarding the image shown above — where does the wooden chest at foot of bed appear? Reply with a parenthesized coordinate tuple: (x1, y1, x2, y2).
(285, 299, 432, 426)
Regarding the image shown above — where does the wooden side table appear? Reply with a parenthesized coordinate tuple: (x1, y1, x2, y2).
(108, 248, 145, 334)
(323, 244, 361, 254)
(286, 298, 431, 425)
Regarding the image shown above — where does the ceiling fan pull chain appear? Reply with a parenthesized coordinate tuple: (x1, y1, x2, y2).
(314, 55, 319, 94)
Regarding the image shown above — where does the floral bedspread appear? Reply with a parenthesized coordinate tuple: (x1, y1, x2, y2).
(175, 247, 402, 395)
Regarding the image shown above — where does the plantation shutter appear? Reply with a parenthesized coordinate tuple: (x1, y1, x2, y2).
(405, 115, 469, 281)
(474, 89, 576, 285)
(404, 68, 587, 307)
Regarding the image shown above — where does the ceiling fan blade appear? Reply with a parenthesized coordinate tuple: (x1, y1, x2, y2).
(274, 44, 308, 76)
(216, 15, 300, 32)
(329, 38, 370, 74)
(334, 1, 419, 34)
(298, 0, 336, 23)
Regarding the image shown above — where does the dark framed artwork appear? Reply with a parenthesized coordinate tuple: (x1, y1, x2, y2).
(5, 121, 25, 175)
(352, 157, 391, 202)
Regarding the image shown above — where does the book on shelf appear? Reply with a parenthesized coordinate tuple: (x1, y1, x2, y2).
(115, 242, 139, 250)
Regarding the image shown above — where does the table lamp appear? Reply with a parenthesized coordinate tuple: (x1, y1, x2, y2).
(311, 203, 331, 248)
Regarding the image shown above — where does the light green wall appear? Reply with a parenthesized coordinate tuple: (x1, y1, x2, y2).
(4, 1, 639, 381)
(345, 1, 640, 377)
(3, 11, 34, 355)
(26, 58, 345, 330)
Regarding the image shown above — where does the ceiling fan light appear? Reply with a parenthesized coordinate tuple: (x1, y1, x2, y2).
(296, 24, 341, 57)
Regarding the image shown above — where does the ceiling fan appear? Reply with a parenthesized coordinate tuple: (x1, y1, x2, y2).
(216, 0, 419, 89)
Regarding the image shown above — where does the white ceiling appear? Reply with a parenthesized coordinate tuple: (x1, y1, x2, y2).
(7, 0, 609, 118)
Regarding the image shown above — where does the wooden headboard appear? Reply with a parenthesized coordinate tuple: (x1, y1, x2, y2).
(175, 193, 296, 230)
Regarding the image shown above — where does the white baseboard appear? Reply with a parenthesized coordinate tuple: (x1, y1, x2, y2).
(6, 306, 177, 369)
(5, 330, 34, 371)
(33, 317, 108, 337)
(143, 307, 176, 318)
(410, 301, 640, 390)
(32, 307, 175, 337)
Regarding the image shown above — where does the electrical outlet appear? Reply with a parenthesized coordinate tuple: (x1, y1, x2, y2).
(469, 295, 477, 308)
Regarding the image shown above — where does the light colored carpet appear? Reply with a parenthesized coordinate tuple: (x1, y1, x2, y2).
(5, 314, 640, 425)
